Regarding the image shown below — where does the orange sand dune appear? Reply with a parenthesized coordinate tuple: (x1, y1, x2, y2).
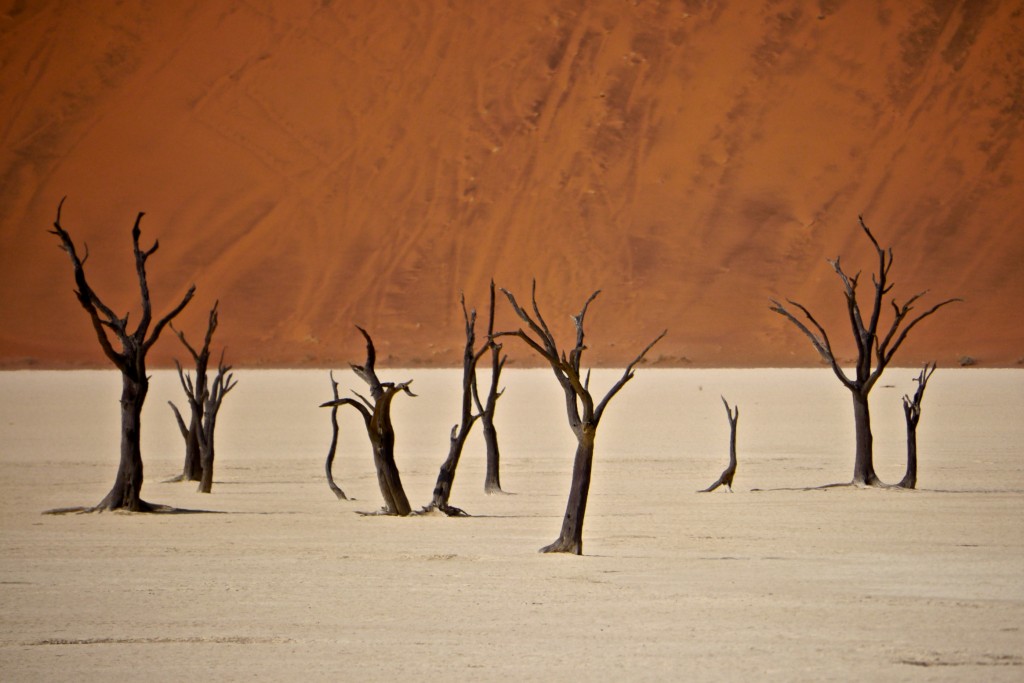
(1, 0, 1021, 368)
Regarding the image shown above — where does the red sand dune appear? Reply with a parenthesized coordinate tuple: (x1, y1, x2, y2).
(1, 0, 1021, 369)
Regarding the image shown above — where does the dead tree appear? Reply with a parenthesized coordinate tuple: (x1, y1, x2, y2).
(320, 327, 414, 516)
(898, 362, 936, 490)
(699, 397, 739, 492)
(424, 282, 509, 513)
(497, 283, 665, 555)
(424, 295, 487, 515)
(50, 198, 194, 511)
(198, 357, 235, 493)
(770, 217, 960, 487)
(174, 352, 236, 493)
(323, 371, 348, 500)
(479, 281, 508, 495)
(167, 302, 219, 483)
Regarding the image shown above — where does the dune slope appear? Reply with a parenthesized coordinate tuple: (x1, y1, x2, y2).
(1, 0, 1022, 367)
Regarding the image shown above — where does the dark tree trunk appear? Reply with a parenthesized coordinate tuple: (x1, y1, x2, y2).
(699, 397, 738, 492)
(900, 423, 918, 490)
(197, 401, 216, 494)
(480, 281, 507, 494)
(197, 443, 214, 493)
(428, 424, 472, 515)
(181, 417, 203, 481)
(481, 415, 502, 494)
(97, 370, 149, 511)
(368, 390, 411, 515)
(540, 428, 596, 555)
(851, 390, 878, 486)
(50, 199, 194, 512)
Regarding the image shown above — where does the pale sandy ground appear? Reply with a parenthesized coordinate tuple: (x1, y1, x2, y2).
(1, 368, 1021, 681)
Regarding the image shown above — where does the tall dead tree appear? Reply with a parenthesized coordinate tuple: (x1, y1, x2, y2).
(167, 302, 219, 483)
(770, 217, 960, 487)
(320, 327, 414, 516)
(424, 295, 487, 515)
(699, 397, 739, 493)
(479, 281, 508, 495)
(50, 198, 194, 511)
(173, 352, 236, 493)
(497, 283, 665, 555)
(425, 282, 508, 513)
(898, 362, 936, 490)
(323, 371, 348, 500)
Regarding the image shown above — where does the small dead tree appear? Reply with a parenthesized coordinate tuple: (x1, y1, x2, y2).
(699, 397, 739, 492)
(320, 327, 414, 516)
(770, 217, 959, 487)
(167, 302, 219, 483)
(497, 283, 665, 555)
(49, 198, 194, 511)
(898, 362, 936, 490)
(323, 371, 348, 500)
(198, 357, 235, 493)
(173, 352, 236, 493)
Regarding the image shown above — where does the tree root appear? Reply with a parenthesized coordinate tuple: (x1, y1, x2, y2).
(751, 479, 917, 492)
(418, 502, 470, 517)
(697, 478, 732, 493)
(539, 538, 582, 555)
(43, 501, 220, 515)
(484, 487, 515, 496)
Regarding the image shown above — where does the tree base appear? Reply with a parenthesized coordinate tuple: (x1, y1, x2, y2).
(355, 506, 411, 516)
(162, 473, 202, 484)
(698, 478, 734, 493)
(539, 537, 582, 555)
(418, 502, 470, 517)
(751, 478, 917, 492)
(43, 500, 205, 515)
(484, 486, 514, 496)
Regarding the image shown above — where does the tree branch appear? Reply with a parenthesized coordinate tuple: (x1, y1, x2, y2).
(593, 329, 666, 424)
(50, 198, 128, 371)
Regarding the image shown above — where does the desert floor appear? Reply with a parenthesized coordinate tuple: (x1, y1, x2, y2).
(1, 368, 1022, 681)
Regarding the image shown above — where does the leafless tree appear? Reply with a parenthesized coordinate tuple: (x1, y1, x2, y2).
(424, 295, 486, 515)
(699, 397, 739, 492)
(497, 282, 665, 555)
(423, 282, 509, 513)
(172, 351, 236, 493)
(321, 327, 414, 515)
(770, 217, 960, 486)
(49, 198, 194, 511)
(898, 362, 936, 490)
(167, 302, 219, 483)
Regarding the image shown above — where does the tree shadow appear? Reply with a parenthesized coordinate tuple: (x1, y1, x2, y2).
(43, 502, 226, 515)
